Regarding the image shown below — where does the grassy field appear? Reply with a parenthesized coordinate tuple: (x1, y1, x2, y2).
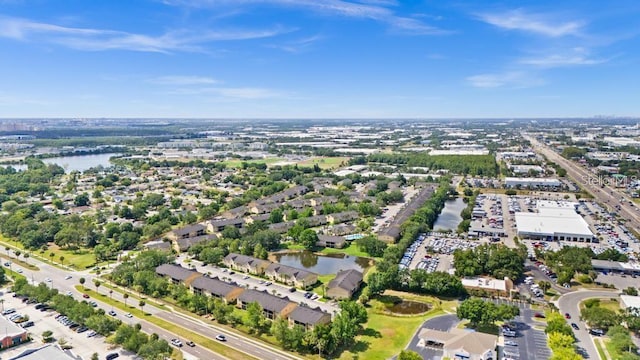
(76, 286, 257, 360)
(320, 243, 374, 259)
(296, 157, 349, 169)
(222, 157, 287, 168)
(334, 291, 456, 360)
(0, 236, 95, 270)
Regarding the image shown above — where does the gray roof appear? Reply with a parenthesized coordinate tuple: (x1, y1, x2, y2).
(328, 269, 363, 292)
(316, 234, 346, 247)
(171, 223, 207, 236)
(209, 218, 245, 228)
(224, 253, 270, 268)
(238, 289, 293, 313)
(155, 263, 200, 282)
(144, 240, 172, 251)
(191, 276, 240, 297)
(177, 234, 217, 251)
(378, 225, 402, 240)
(591, 259, 624, 271)
(266, 263, 318, 281)
(288, 306, 330, 325)
(328, 211, 359, 222)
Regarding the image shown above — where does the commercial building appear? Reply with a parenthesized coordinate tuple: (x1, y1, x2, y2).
(515, 204, 594, 242)
(461, 277, 514, 298)
(0, 316, 28, 351)
(416, 328, 497, 360)
(621, 295, 640, 314)
(9, 345, 82, 360)
(504, 177, 561, 189)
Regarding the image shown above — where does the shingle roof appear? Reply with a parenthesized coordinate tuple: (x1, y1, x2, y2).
(238, 289, 293, 313)
(171, 223, 207, 236)
(288, 306, 330, 325)
(155, 264, 201, 282)
(191, 276, 241, 297)
(266, 263, 317, 281)
(328, 269, 363, 292)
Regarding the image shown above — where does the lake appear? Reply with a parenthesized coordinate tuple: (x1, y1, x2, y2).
(42, 153, 121, 172)
(433, 197, 466, 231)
(272, 251, 370, 275)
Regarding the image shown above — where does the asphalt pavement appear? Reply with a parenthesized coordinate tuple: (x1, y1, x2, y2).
(557, 290, 620, 360)
(406, 314, 459, 360)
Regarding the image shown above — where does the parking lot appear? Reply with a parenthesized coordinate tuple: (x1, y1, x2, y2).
(500, 304, 552, 360)
(403, 233, 483, 272)
(0, 289, 138, 360)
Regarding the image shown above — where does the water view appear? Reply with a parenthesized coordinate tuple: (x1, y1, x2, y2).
(433, 197, 466, 231)
(272, 251, 370, 274)
(42, 153, 121, 172)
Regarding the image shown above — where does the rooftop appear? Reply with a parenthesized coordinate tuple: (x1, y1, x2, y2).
(515, 207, 593, 237)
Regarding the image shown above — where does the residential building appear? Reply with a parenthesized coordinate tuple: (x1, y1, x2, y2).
(287, 306, 331, 330)
(190, 276, 245, 304)
(166, 224, 207, 241)
(223, 253, 270, 275)
(175, 234, 217, 252)
(207, 218, 245, 233)
(155, 263, 202, 285)
(326, 269, 363, 299)
(316, 234, 346, 249)
(237, 290, 297, 320)
(265, 263, 318, 289)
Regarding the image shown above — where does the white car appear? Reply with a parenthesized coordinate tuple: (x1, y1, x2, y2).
(45, 278, 52, 282)
(16, 269, 23, 273)
(125, 313, 133, 318)
(66, 291, 73, 296)
(65, 275, 72, 280)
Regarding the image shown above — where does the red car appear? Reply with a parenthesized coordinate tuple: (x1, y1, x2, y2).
(534, 312, 546, 318)
(83, 294, 90, 299)
(565, 313, 571, 319)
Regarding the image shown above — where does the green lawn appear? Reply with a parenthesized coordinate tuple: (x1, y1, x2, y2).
(334, 291, 455, 360)
(296, 157, 349, 170)
(320, 243, 375, 259)
(76, 286, 257, 360)
(222, 157, 287, 168)
(0, 254, 39, 271)
(594, 337, 609, 360)
(0, 236, 95, 270)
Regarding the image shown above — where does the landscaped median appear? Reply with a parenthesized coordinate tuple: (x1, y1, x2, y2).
(75, 285, 258, 360)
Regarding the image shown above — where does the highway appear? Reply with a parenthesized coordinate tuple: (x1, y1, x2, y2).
(525, 134, 640, 234)
(557, 290, 620, 360)
(7, 254, 304, 360)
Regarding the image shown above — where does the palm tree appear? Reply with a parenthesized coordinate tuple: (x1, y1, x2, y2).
(5, 247, 9, 257)
(94, 280, 101, 295)
(23, 253, 29, 265)
(538, 280, 551, 294)
(124, 293, 129, 307)
(79, 277, 85, 290)
(49, 253, 55, 262)
(59, 256, 65, 266)
(139, 300, 146, 314)
(109, 289, 113, 300)
(0, 299, 4, 312)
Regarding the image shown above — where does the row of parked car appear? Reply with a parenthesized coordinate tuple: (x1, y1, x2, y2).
(54, 313, 90, 334)
(399, 235, 424, 269)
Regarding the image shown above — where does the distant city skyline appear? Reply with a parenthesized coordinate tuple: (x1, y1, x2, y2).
(1, 1, 640, 118)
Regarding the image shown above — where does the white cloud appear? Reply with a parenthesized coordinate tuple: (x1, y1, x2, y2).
(267, 34, 324, 53)
(149, 75, 219, 85)
(165, 0, 446, 35)
(519, 54, 608, 68)
(167, 86, 285, 99)
(0, 16, 290, 53)
(478, 10, 584, 37)
(466, 71, 544, 88)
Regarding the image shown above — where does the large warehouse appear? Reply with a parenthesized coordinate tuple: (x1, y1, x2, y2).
(504, 177, 562, 189)
(515, 203, 595, 242)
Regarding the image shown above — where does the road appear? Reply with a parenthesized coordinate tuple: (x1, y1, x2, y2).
(557, 290, 620, 360)
(9, 255, 303, 360)
(525, 135, 640, 234)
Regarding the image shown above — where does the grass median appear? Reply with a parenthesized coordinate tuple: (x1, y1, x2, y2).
(76, 286, 257, 360)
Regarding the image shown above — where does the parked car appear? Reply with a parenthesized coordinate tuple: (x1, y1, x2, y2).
(571, 323, 579, 330)
(565, 313, 571, 319)
(589, 329, 605, 336)
(105, 353, 119, 360)
(20, 321, 35, 328)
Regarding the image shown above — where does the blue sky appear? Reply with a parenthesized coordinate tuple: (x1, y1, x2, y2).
(1, 0, 640, 118)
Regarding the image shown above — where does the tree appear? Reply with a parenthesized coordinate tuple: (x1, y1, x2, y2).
(457, 298, 518, 326)
(42, 330, 54, 343)
(91, 353, 99, 360)
(538, 281, 551, 294)
(581, 306, 619, 330)
(398, 350, 423, 360)
(139, 300, 146, 313)
(59, 256, 65, 265)
(79, 277, 85, 290)
(298, 229, 318, 250)
(124, 293, 129, 307)
(623, 287, 638, 296)
(246, 301, 265, 334)
(94, 280, 101, 294)
(74, 193, 90, 206)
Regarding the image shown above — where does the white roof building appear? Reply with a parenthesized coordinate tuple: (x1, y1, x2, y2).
(504, 177, 562, 188)
(621, 295, 640, 312)
(515, 207, 594, 242)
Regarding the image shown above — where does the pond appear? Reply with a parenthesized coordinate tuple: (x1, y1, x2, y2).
(433, 197, 466, 231)
(42, 153, 121, 172)
(386, 300, 431, 315)
(272, 251, 370, 275)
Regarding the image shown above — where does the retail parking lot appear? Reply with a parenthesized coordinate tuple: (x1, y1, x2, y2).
(0, 290, 138, 360)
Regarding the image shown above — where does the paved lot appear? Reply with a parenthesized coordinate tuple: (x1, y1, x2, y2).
(0, 289, 138, 360)
(508, 308, 552, 360)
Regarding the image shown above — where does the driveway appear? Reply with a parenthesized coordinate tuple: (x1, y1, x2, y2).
(557, 290, 620, 359)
